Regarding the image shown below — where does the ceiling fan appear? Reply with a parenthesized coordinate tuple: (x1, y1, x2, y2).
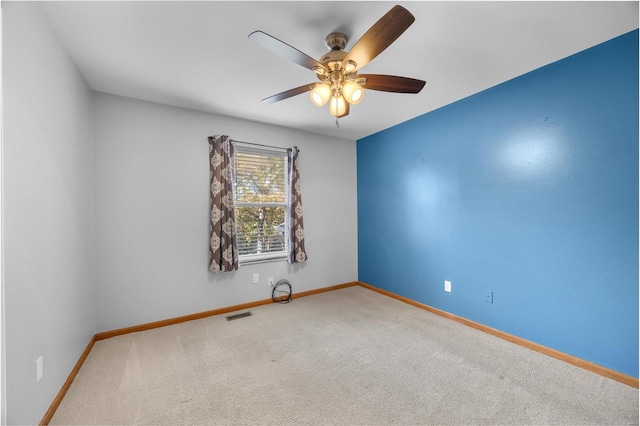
(248, 5, 426, 121)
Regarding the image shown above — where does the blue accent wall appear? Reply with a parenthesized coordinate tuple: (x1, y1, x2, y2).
(357, 30, 639, 377)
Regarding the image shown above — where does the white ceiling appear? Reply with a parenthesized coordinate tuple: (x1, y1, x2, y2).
(40, 1, 638, 141)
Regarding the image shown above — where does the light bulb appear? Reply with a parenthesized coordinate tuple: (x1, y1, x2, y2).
(329, 95, 347, 117)
(342, 81, 364, 105)
(309, 83, 331, 107)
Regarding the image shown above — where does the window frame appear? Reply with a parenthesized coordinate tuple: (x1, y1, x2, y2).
(232, 143, 289, 264)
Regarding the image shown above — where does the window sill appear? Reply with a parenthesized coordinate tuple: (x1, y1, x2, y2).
(239, 253, 288, 265)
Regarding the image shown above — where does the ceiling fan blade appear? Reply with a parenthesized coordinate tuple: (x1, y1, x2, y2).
(358, 74, 426, 93)
(261, 83, 314, 104)
(342, 5, 415, 72)
(249, 31, 327, 72)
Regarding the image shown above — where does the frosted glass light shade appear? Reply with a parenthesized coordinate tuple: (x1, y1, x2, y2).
(310, 83, 331, 107)
(343, 81, 364, 105)
(329, 95, 347, 117)
(344, 60, 357, 74)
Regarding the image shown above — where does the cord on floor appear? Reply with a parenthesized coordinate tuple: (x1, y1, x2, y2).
(272, 279, 292, 303)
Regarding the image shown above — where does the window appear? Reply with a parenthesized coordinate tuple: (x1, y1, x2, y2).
(233, 144, 288, 263)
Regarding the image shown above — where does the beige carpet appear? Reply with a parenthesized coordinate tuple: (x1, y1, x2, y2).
(51, 286, 638, 425)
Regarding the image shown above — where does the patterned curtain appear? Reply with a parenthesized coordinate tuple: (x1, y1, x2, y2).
(287, 147, 308, 263)
(208, 135, 239, 272)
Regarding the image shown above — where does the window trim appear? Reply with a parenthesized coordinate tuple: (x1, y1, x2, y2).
(232, 143, 289, 264)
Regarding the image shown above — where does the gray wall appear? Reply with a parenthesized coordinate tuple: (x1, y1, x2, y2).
(3, 4, 358, 423)
(94, 93, 358, 332)
(3, 3, 96, 424)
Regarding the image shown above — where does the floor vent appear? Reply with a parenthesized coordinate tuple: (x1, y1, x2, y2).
(225, 311, 252, 321)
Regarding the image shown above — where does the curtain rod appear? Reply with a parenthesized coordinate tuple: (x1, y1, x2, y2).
(230, 139, 295, 152)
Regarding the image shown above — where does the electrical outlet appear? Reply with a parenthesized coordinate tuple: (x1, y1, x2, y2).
(485, 290, 493, 304)
(36, 356, 43, 383)
(268, 277, 274, 287)
(253, 273, 259, 283)
(444, 280, 452, 292)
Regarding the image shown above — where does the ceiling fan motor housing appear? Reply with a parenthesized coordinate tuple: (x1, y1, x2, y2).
(319, 50, 348, 71)
(318, 35, 359, 98)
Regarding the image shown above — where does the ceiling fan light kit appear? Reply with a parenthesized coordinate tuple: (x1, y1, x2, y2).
(310, 83, 331, 106)
(249, 5, 426, 122)
(343, 80, 364, 104)
(329, 95, 348, 118)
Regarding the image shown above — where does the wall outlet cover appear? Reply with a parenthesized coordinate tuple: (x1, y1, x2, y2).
(36, 356, 43, 383)
(444, 280, 452, 292)
(485, 290, 493, 303)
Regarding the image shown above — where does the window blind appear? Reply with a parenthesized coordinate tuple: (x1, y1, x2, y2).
(233, 148, 288, 259)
